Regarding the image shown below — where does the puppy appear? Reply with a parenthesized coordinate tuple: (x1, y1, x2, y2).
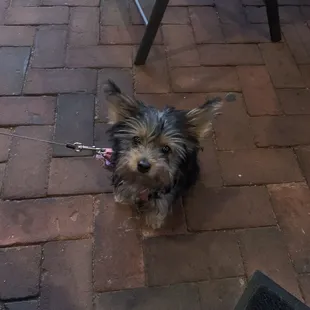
(104, 80, 222, 229)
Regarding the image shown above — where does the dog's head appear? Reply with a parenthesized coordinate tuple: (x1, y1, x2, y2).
(104, 80, 222, 187)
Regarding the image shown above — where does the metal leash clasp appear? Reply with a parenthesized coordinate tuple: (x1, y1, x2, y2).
(66, 142, 105, 154)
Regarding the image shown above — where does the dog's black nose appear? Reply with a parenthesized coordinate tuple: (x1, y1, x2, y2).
(137, 159, 151, 173)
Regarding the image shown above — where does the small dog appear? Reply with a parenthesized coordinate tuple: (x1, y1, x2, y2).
(104, 80, 222, 229)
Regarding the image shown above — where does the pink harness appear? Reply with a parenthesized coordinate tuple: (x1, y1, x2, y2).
(95, 148, 113, 169)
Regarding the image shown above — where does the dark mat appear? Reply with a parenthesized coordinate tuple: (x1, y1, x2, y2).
(234, 271, 310, 310)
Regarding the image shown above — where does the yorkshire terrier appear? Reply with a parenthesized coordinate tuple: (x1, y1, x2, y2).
(104, 80, 222, 229)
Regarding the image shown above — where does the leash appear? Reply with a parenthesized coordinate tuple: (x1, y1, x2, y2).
(0, 131, 113, 169)
(0, 131, 167, 203)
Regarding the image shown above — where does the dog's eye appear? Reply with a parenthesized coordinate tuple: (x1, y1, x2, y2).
(132, 136, 141, 145)
(162, 145, 171, 154)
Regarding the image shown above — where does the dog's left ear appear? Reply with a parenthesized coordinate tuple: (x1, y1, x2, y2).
(186, 98, 222, 142)
(103, 79, 139, 124)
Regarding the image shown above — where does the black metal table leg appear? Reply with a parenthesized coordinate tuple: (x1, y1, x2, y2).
(134, 0, 169, 65)
(265, 0, 281, 42)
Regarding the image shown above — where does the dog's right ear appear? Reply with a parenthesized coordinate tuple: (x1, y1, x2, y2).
(103, 79, 139, 124)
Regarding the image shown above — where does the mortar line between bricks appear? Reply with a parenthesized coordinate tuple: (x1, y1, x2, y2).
(222, 180, 307, 187)
(91, 196, 97, 310)
(0, 192, 112, 203)
(93, 274, 246, 294)
(141, 225, 279, 240)
(186, 223, 279, 234)
(235, 229, 248, 281)
(0, 294, 39, 304)
(38, 245, 44, 309)
(21, 27, 36, 95)
(0, 234, 93, 249)
(46, 95, 60, 202)
(138, 217, 148, 286)
(293, 147, 310, 188)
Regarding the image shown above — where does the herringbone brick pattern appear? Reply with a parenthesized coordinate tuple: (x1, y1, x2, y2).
(1, 0, 310, 309)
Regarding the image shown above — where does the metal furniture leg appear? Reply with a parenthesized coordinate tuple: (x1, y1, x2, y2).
(134, 0, 169, 65)
(265, 0, 281, 42)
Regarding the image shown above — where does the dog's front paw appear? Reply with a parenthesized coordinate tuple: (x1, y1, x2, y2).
(145, 211, 166, 230)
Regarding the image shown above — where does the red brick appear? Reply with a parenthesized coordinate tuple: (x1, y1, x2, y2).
(2, 126, 53, 199)
(185, 185, 276, 231)
(95, 283, 201, 310)
(198, 278, 246, 310)
(24, 69, 97, 94)
(0, 47, 31, 95)
(283, 24, 310, 65)
(169, 0, 213, 4)
(199, 44, 263, 66)
(53, 94, 94, 157)
(189, 7, 225, 43)
(299, 274, 310, 305)
(48, 157, 112, 195)
(100, 0, 130, 25)
(216, 0, 247, 24)
(296, 146, 310, 184)
(237, 66, 281, 116)
(162, 25, 200, 67)
(260, 43, 305, 88)
(144, 231, 243, 286)
(135, 46, 170, 93)
(246, 6, 302, 24)
(66, 46, 132, 68)
(252, 116, 310, 147)
(100, 25, 162, 45)
(135, 93, 207, 111)
(43, 0, 99, 5)
(199, 137, 223, 187)
(11, 0, 41, 6)
(0, 128, 12, 162)
(32, 26, 67, 68)
(300, 65, 310, 88)
(238, 227, 302, 299)
(219, 149, 303, 185)
(301, 6, 310, 20)
(171, 67, 240, 92)
(268, 183, 310, 273)
(5, 300, 38, 310)
(41, 240, 92, 310)
(277, 89, 310, 115)
(0, 25, 35, 46)
(68, 7, 99, 47)
(94, 123, 111, 148)
(93, 194, 145, 291)
(213, 94, 255, 150)
(223, 23, 270, 43)
(0, 96, 56, 126)
(0, 0, 9, 24)
(5, 6, 69, 25)
(97, 68, 133, 122)
(0, 196, 93, 246)
(163, 6, 189, 24)
(0, 246, 41, 299)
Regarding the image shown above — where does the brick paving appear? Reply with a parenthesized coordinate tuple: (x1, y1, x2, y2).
(1, 0, 310, 309)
